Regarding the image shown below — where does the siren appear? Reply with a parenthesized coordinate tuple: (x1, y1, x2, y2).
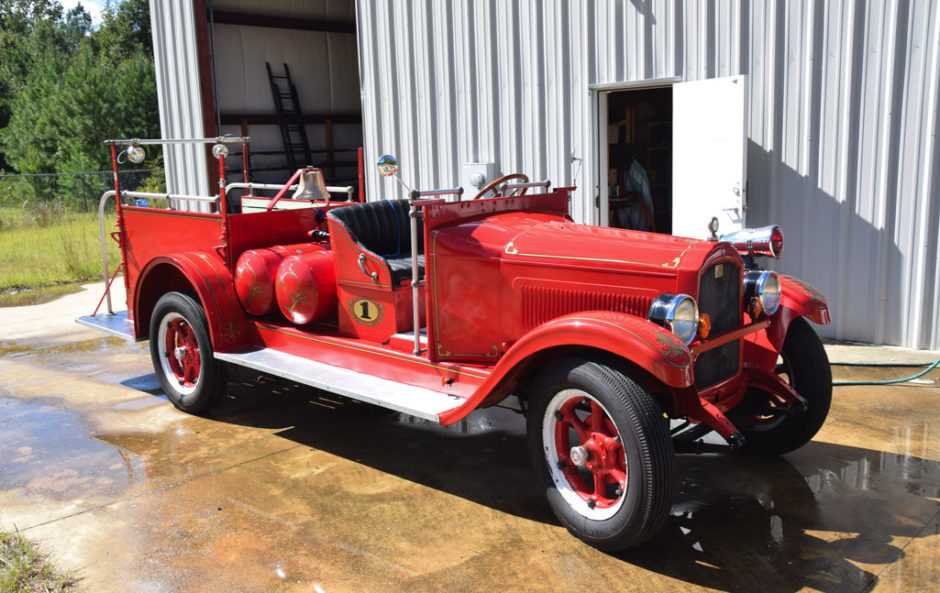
(719, 225, 784, 258)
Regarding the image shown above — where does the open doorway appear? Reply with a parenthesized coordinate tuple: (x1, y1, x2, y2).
(208, 1, 363, 194)
(602, 86, 672, 234)
(598, 76, 748, 239)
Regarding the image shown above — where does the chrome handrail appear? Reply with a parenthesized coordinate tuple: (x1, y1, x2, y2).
(104, 136, 250, 146)
(406, 187, 464, 355)
(410, 187, 463, 198)
(501, 180, 552, 190)
(95, 190, 222, 314)
(226, 182, 355, 201)
(98, 190, 117, 315)
(123, 190, 220, 204)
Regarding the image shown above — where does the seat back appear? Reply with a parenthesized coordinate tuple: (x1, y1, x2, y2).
(327, 199, 423, 257)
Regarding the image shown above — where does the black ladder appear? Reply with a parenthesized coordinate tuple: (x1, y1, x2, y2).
(266, 62, 313, 171)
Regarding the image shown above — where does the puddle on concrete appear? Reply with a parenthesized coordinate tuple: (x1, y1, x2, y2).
(1, 336, 124, 358)
(0, 283, 84, 308)
(0, 396, 148, 499)
(0, 341, 33, 356)
(111, 395, 167, 411)
(0, 337, 127, 362)
(618, 445, 940, 592)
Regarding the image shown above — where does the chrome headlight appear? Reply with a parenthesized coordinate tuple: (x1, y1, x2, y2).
(743, 271, 781, 317)
(648, 294, 699, 345)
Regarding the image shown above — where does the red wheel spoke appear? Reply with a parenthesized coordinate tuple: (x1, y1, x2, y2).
(184, 358, 199, 384)
(593, 470, 607, 496)
(563, 410, 590, 441)
(589, 400, 606, 432)
(608, 468, 626, 486)
(604, 417, 618, 438)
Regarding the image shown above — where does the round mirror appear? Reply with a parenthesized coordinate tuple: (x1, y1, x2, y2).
(127, 145, 146, 164)
(212, 143, 230, 159)
(377, 154, 398, 177)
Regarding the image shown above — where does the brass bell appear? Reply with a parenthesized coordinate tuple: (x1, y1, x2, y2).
(291, 167, 329, 202)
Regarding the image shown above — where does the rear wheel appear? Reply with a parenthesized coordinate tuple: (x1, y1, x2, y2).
(149, 291, 226, 414)
(527, 357, 676, 550)
(735, 317, 832, 455)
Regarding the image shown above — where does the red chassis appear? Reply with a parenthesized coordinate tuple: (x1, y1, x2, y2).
(80, 139, 832, 551)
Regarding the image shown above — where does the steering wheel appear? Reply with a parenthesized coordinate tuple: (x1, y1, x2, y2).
(473, 173, 529, 199)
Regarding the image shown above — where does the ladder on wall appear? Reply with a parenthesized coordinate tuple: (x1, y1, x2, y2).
(266, 62, 313, 171)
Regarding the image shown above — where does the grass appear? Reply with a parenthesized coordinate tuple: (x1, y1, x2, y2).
(0, 205, 121, 292)
(0, 529, 76, 592)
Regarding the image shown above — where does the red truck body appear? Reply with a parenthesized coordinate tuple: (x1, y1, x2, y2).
(80, 139, 832, 550)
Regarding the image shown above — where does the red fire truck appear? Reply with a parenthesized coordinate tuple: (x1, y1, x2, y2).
(80, 137, 831, 550)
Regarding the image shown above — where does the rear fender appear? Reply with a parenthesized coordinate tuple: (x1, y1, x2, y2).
(439, 311, 693, 425)
(134, 253, 254, 351)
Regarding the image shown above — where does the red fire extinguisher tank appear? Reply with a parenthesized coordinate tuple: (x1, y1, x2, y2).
(274, 248, 337, 324)
(234, 244, 336, 323)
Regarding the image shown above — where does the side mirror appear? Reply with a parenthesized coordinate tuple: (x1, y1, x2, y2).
(377, 154, 398, 177)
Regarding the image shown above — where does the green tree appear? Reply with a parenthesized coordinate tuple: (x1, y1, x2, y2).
(0, 0, 158, 207)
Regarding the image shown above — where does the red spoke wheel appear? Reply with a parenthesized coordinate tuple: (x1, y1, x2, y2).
(527, 357, 676, 551)
(150, 292, 227, 414)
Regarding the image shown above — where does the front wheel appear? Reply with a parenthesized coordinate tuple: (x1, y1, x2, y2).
(735, 317, 832, 455)
(527, 357, 676, 551)
(149, 291, 227, 414)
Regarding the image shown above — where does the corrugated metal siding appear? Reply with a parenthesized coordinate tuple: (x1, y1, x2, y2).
(356, 0, 940, 349)
(149, 0, 209, 198)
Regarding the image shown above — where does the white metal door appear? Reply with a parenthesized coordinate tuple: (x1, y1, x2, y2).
(672, 75, 748, 239)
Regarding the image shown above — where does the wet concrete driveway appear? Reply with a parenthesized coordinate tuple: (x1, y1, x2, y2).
(1, 284, 939, 592)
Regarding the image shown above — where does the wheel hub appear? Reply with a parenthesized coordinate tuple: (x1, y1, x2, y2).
(580, 434, 619, 472)
(161, 315, 201, 391)
(569, 445, 590, 468)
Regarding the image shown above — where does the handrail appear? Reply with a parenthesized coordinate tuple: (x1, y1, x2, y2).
(95, 189, 223, 315)
(410, 187, 464, 199)
(409, 200, 423, 356)
(225, 182, 355, 201)
(404, 187, 465, 354)
(502, 180, 551, 190)
(122, 190, 221, 204)
(97, 190, 117, 315)
(104, 136, 250, 146)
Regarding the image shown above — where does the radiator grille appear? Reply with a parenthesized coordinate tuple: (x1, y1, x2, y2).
(521, 285, 652, 331)
(695, 262, 741, 389)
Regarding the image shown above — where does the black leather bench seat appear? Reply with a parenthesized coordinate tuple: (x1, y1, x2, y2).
(386, 254, 425, 285)
(327, 200, 424, 286)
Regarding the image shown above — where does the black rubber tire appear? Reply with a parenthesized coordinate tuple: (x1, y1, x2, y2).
(526, 357, 677, 551)
(737, 317, 832, 456)
(149, 291, 227, 414)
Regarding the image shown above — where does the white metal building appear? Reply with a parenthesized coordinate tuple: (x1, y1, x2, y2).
(150, 0, 940, 350)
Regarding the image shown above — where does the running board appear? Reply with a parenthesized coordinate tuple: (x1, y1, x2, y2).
(214, 347, 464, 422)
(76, 311, 141, 341)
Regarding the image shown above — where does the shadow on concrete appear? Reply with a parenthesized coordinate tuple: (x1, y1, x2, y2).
(132, 374, 938, 593)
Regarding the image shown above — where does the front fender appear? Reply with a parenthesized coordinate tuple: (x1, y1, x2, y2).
(135, 252, 254, 352)
(767, 275, 830, 349)
(439, 311, 693, 425)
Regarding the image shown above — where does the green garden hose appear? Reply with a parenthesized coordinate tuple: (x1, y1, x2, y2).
(831, 357, 940, 386)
